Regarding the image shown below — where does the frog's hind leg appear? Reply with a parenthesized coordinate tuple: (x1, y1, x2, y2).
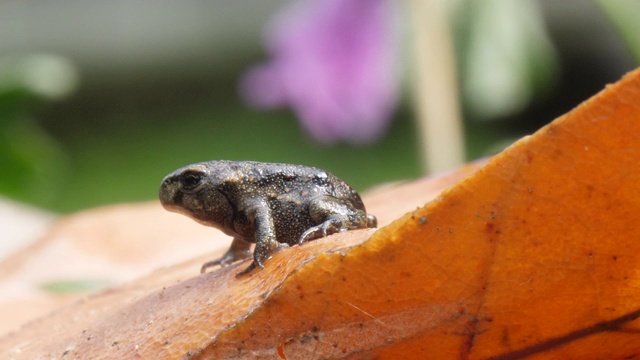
(298, 196, 372, 245)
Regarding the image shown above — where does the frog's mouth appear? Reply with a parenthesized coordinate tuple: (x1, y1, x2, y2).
(160, 199, 183, 214)
(159, 189, 195, 219)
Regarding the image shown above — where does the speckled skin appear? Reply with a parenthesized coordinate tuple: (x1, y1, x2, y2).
(159, 160, 377, 276)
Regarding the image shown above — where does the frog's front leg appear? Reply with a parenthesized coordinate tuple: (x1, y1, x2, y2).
(236, 201, 289, 277)
(200, 237, 252, 274)
(298, 196, 375, 244)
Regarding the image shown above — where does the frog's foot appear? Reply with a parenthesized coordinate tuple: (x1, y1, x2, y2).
(201, 239, 252, 274)
(236, 241, 289, 278)
(201, 250, 250, 274)
(298, 216, 348, 245)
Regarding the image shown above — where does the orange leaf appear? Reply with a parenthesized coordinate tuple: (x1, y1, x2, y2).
(206, 69, 640, 359)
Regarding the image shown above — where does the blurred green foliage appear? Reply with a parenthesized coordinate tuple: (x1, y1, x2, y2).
(453, 0, 558, 120)
(0, 55, 78, 208)
(1, 2, 638, 213)
(595, 0, 640, 63)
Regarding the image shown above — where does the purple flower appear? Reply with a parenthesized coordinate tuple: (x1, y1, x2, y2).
(239, 0, 399, 144)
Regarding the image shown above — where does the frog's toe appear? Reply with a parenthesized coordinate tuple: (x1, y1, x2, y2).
(321, 221, 337, 236)
(322, 217, 346, 235)
(200, 256, 234, 273)
(366, 214, 378, 228)
(299, 218, 349, 245)
(298, 225, 322, 244)
(236, 262, 259, 277)
(200, 258, 222, 273)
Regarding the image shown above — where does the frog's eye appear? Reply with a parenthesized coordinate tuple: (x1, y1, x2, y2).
(180, 171, 203, 191)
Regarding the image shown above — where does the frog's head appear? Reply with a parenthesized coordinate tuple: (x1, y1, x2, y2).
(160, 163, 233, 230)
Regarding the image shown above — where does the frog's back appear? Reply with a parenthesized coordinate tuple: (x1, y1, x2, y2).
(204, 160, 364, 209)
(255, 161, 360, 196)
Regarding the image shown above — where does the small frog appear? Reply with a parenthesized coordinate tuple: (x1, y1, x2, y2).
(159, 160, 377, 276)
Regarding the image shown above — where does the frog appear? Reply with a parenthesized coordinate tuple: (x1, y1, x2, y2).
(159, 160, 377, 277)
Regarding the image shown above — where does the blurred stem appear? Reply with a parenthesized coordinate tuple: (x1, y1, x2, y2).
(408, 0, 465, 174)
(594, 0, 640, 63)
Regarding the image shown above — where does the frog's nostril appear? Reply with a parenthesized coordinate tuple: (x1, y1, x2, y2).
(159, 177, 175, 204)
